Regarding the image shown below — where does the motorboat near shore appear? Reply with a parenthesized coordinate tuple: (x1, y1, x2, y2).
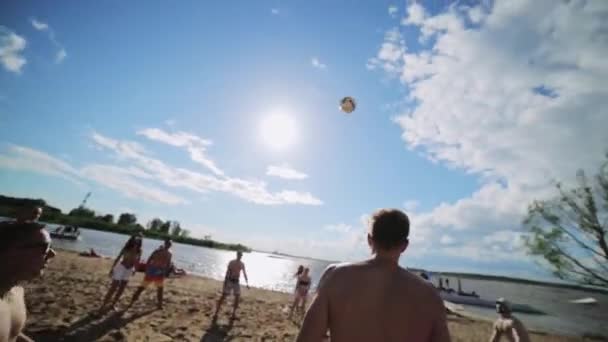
(420, 272, 545, 315)
(439, 291, 545, 314)
(50, 225, 81, 240)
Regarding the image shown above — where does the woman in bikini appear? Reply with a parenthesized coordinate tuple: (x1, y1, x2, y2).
(289, 267, 311, 319)
(98, 234, 143, 311)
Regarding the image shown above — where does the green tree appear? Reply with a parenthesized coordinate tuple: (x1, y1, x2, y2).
(159, 220, 172, 234)
(100, 214, 114, 223)
(180, 229, 190, 238)
(524, 157, 608, 289)
(171, 221, 182, 237)
(117, 213, 137, 226)
(68, 207, 95, 218)
(147, 218, 164, 231)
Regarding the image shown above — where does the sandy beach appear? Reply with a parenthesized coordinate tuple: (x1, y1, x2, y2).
(21, 251, 597, 342)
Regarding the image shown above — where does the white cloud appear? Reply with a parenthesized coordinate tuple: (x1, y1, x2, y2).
(271, 8, 280, 15)
(81, 164, 187, 205)
(55, 48, 67, 63)
(371, 0, 608, 267)
(0, 144, 188, 205)
(401, 2, 426, 25)
(93, 132, 322, 206)
(137, 128, 223, 176)
(324, 223, 353, 233)
(311, 57, 327, 69)
(30, 18, 49, 31)
(266, 164, 308, 180)
(388, 5, 398, 18)
(0, 27, 27, 73)
(29, 18, 67, 64)
(403, 200, 419, 212)
(0, 144, 81, 184)
(439, 235, 454, 245)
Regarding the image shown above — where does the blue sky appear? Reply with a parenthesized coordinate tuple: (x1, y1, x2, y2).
(1, 0, 607, 280)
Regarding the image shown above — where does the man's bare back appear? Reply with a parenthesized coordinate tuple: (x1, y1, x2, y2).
(0, 287, 27, 342)
(298, 260, 450, 342)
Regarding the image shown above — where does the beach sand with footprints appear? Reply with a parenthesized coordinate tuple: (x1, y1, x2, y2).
(22, 251, 597, 341)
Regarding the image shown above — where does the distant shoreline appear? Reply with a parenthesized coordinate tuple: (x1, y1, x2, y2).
(0, 194, 251, 253)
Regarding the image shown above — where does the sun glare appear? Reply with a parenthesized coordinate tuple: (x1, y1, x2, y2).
(259, 113, 297, 151)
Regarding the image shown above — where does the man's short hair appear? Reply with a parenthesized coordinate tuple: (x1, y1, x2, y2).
(369, 209, 410, 250)
(0, 221, 46, 252)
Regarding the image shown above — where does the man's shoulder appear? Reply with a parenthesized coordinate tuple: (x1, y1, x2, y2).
(10, 286, 25, 297)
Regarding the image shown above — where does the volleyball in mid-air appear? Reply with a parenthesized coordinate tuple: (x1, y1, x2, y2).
(339, 96, 356, 114)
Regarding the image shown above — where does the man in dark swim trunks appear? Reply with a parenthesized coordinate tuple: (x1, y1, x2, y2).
(214, 251, 249, 319)
(127, 239, 172, 310)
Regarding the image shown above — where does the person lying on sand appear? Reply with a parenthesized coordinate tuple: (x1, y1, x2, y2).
(214, 250, 249, 319)
(490, 298, 530, 342)
(127, 239, 172, 310)
(79, 248, 102, 258)
(98, 234, 143, 312)
(0, 221, 56, 342)
(166, 262, 187, 278)
(289, 267, 311, 319)
(296, 209, 450, 342)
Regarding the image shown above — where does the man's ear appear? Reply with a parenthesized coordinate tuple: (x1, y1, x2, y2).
(400, 239, 409, 253)
(367, 234, 375, 254)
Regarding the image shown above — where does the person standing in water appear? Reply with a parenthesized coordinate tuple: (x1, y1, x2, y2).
(127, 239, 172, 310)
(98, 234, 142, 312)
(296, 208, 450, 342)
(214, 251, 249, 319)
(289, 267, 311, 319)
(490, 298, 530, 342)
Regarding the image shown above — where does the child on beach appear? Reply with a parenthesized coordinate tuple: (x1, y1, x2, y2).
(98, 234, 142, 312)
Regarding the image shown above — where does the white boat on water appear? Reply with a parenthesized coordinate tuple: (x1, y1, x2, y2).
(421, 273, 545, 315)
(569, 297, 597, 305)
(50, 225, 81, 241)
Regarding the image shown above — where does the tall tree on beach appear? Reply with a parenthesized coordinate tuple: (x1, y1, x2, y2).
(524, 155, 608, 289)
(117, 212, 137, 226)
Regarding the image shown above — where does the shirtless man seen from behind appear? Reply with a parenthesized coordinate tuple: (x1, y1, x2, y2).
(214, 251, 249, 319)
(490, 298, 530, 342)
(297, 209, 451, 342)
(0, 221, 56, 342)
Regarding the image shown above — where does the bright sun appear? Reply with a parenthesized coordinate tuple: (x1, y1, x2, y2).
(259, 113, 297, 151)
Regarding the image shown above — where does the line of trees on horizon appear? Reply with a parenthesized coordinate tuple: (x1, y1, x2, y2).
(0, 194, 249, 252)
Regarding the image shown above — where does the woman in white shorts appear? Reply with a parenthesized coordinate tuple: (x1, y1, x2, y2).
(98, 234, 142, 311)
(289, 267, 311, 319)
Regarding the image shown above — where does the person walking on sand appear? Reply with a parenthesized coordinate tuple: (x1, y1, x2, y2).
(0, 221, 56, 342)
(127, 239, 172, 310)
(214, 251, 249, 319)
(98, 234, 143, 312)
(490, 298, 530, 342)
(296, 208, 451, 342)
(289, 267, 312, 319)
